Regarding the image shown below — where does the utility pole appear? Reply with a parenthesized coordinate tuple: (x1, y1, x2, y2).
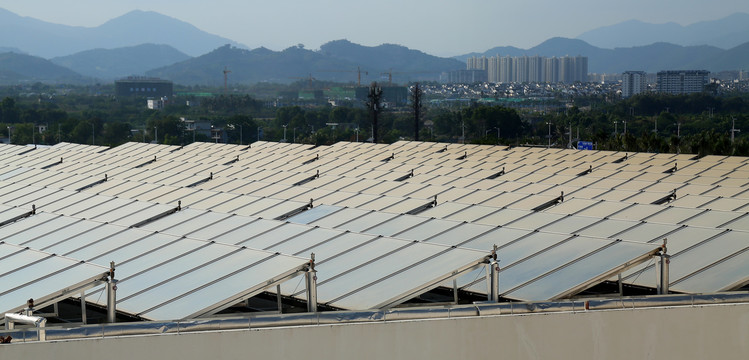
(411, 83, 422, 141)
(367, 82, 383, 143)
(731, 116, 741, 144)
(223, 67, 231, 95)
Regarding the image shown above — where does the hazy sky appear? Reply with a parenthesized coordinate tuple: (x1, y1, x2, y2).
(1, 0, 748, 56)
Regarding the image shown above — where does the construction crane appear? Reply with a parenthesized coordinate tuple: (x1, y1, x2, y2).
(380, 70, 437, 86)
(223, 67, 231, 94)
(288, 74, 316, 88)
(320, 67, 368, 86)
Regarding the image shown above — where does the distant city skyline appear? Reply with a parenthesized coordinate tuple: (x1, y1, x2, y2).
(1, 0, 748, 57)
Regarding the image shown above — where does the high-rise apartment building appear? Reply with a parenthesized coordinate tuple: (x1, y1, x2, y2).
(465, 55, 587, 84)
(622, 71, 647, 98)
(656, 70, 709, 94)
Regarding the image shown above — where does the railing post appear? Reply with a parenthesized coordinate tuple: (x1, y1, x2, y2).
(305, 253, 318, 313)
(107, 261, 118, 323)
(656, 239, 670, 295)
(486, 245, 500, 302)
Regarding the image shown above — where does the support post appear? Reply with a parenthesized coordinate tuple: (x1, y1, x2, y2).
(80, 292, 87, 324)
(305, 253, 318, 313)
(107, 261, 118, 323)
(453, 279, 459, 305)
(276, 284, 283, 314)
(656, 239, 670, 295)
(486, 245, 500, 302)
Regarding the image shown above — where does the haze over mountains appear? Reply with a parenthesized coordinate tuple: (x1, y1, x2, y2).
(0, 7, 747, 86)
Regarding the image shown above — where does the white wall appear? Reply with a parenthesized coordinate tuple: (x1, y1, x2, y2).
(2, 303, 748, 359)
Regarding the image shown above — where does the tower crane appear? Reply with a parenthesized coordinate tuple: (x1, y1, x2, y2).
(319, 67, 368, 86)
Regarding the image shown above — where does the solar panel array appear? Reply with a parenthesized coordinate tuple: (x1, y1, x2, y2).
(1, 140, 747, 320)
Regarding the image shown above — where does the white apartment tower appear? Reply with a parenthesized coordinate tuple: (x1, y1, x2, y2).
(622, 71, 647, 98)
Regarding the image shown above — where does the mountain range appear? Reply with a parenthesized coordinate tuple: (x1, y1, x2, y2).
(456, 38, 749, 74)
(0, 8, 240, 58)
(0, 8, 748, 86)
(576, 13, 749, 50)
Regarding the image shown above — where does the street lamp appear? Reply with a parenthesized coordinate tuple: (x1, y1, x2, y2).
(6, 126, 11, 144)
(154, 126, 158, 144)
(546, 122, 552, 148)
(92, 123, 95, 145)
(293, 127, 296, 143)
(282, 124, 287, 142)
(355, 127, 359, 142)
(239, 124, 243, 145)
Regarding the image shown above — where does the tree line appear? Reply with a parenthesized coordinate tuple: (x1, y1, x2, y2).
(1, 91, 747, 157)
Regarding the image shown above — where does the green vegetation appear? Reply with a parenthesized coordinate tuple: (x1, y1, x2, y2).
(1, 85, 748, 157)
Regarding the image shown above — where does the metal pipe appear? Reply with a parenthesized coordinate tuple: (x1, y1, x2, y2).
(486, 260, 499, 302)
(4, 313, 47, 341)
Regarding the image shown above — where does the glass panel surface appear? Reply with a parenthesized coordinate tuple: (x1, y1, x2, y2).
(1, 214, 78, 245)
(442, 204, 498, 222)
(393, 218, 464, 241)
(608, 204, 667, 221)
(116, 245, 267, 314)
(330, 247, 487, 310)
(655, 230, 749, 287)
(72, 231, 174, 263)
(474, 208, 531, 227)
(613, 222, 681, 243)
(427, 223, 496, 247)
(286, 205, 344, 225)
(537, 215, 602, 235)
(20, 219, 101, 249)
(137, 208, 208, 232)
(644, 207, 707, 225)
(210, 219, 283, 245)
(577, 219, 640, 238)
(289, 232, 376, 259)
(671, 246, 749, 293)
(332, 211, 399, 233)
(269, 227, 343, 255)
(314, 242, 448, 303)
(504, 212, 567, 231)
(680, 210, 743, 228)
(481, 236, 613, 296)
(139, 253, 307, 320)
(184, 215, 256, 241)
(237, 222, 312, 249)
(43, 224, 127, 254)
(506, 240, 660, 300)
(1, 262, 107, 313)
(363, 215, 432, 237)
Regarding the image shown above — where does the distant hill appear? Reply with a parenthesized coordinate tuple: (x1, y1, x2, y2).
(51, 44, 191, 80)
(319, 40, 464, 80)
(0, 52, 86, 84)
(577, 13, 749, 49)
(0, 8, 243, 58)
(147, 42, 465, 86)
(455, 37, 745, 73)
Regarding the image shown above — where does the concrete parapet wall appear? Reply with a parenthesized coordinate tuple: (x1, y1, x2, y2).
(2, 303, 748, 359)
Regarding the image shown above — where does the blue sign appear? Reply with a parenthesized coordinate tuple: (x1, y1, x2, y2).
(577, 141, 593, 150)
